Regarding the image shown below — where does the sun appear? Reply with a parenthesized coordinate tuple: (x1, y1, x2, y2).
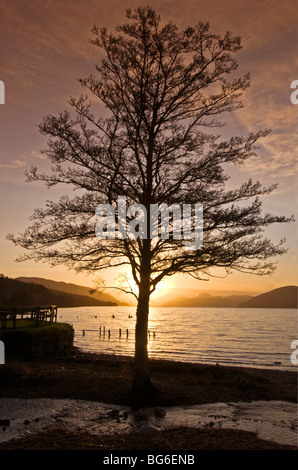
(111, 265, 177, 303)
(150, 276, 177, 302)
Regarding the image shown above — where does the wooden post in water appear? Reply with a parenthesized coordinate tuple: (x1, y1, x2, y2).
(126, 329, 129, 338)
(119, 328, 121, 338)
(108, 329, 111, 338)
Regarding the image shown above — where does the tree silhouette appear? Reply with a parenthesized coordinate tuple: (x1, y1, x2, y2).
(8, 7, 293, 401)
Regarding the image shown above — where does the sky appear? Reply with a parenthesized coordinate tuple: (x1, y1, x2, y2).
(0, 0, 297, 301)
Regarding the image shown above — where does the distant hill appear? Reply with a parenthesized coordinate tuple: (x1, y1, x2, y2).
(159, 286, 298, 308)
(16, 276, 126, 305)
(239, 286, 298, 309)
(0, 276, 117, 308)
(161, 293, 253, 308)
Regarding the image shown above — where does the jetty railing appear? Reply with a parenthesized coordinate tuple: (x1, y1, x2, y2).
(0, 305, 58, 329)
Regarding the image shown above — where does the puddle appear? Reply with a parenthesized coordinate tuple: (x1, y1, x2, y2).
(0, 398, 297, 447)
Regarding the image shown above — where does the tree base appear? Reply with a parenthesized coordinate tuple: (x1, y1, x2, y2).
(129, 376, 163, 409)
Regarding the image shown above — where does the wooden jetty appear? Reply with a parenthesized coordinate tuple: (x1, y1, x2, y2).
(0, 305, 58, 329)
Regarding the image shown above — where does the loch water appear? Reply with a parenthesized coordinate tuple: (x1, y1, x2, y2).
(59, 306, 297, 371)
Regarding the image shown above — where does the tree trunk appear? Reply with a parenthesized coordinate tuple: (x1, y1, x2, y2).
(133, 272, 151, 392)
(131, 240, 157, 404)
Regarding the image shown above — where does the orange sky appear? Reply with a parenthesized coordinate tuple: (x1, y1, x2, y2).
(0, 0, 297, 300)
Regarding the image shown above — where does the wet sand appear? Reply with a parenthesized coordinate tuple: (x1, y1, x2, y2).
(0, 349, 297, 450)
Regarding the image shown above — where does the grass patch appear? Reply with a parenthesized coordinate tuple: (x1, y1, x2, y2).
(0, 322, 74, 360)
(1, 319, 48, 329)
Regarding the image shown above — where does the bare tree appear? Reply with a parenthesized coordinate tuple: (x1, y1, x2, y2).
(8, 7, 293, 400)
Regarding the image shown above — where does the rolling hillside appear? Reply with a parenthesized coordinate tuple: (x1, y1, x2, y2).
(16, 276, 125, 305)
(161, 292, 253, 308)
(160, 286, 297, 308)
(3, 276, 296, 309)
(239, 286, 298, 309)
(0, 276, 117, 308)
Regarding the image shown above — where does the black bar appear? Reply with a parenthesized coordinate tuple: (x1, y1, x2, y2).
(0, 450, 293, 466)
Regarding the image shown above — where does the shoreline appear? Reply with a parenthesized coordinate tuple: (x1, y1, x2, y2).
(1, 348, 296, 405)
(0, 349, 297, 450)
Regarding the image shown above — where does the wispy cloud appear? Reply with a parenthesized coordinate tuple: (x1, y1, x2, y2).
(0, 150, 46, 169)
(0, 160, 27, 169)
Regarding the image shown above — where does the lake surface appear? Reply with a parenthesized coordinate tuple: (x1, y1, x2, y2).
(59, 306, 298, 371)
